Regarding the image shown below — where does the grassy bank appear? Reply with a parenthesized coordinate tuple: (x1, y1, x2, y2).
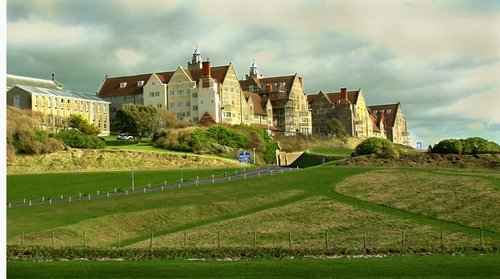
(8, 254, 500, 278)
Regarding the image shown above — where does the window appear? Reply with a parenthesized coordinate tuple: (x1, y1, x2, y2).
(301, 117, 308, 123)
(14, 95, 20, 108)
(249, 85, 254, 92)
(98, 104, 100, 114)
(104, 121, 107, 129)
(224, 87, 228, 91)
(54, 98, 58, 109)
(80, 101, 83, 112)
(192, 105, 198, 111)
(231, 87, 234, 92)
(120, 82, 127, 88)
(34, 96, 38, 108)
(186, 101, 190, 106)
(103, 106, 106, 114)
(170, 91, 175, 96)
(192, 92, 198, 98)
(42, 96, 45, 108)
(193, 117, 199, 122)
(157, 104, 162, 108)
(170, 103, 175, 108)
(223, 112, 231, 118)
(137, 80, 144, 86)
(86, 102, 89, 112)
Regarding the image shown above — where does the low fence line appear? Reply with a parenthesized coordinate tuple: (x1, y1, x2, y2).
(7, 167, 299, 209)
(12, 229, 496, 251)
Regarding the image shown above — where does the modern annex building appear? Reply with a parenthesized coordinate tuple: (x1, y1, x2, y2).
(7, 74, 111, 136)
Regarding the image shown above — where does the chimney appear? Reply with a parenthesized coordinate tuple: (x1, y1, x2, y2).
(340, 88, 347, 100)
(202, 58, 211, 78)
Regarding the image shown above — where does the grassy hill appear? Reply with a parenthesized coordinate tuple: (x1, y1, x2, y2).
(7, 164, 499, 251)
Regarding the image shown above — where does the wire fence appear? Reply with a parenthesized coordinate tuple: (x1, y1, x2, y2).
(7, 167, 299, 208)
(14, 229, 497, 252)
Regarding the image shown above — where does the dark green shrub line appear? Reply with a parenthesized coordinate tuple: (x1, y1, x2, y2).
(7, 246, 498, 261)
(431, 137, 500, 154)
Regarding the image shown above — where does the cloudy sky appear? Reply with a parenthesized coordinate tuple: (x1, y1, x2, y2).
(5, 0, 500, 146)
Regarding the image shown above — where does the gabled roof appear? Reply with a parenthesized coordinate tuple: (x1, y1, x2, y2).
(7, 74, 63, 90)
(97, 73, 151, 97)
(198, 111, 217, 126)
(240, 75, 298, 95)
(155, 71, 175, 84)
(324, 90, 359, 105)
(11, 85, 110, 103)
(186, 65, 230, 84)
(368, 103, 400, 128)
(244, 91, 267, 116)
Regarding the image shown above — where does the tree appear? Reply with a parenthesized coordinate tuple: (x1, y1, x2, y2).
(354, 137, 394, 155)
(68, 114, 100, 136)
(326, 118, 348, 138)
(115, 104, 159, 142)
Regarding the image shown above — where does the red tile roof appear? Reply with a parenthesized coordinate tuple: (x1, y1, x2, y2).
(244, 91, 267, 116)
(368, 103, 399, 128)
(156, 71, 175, 84)
(323, 90, 360, 105)
(97, 73, 151, 97)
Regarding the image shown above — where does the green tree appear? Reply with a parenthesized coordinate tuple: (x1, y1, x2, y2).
(326, 118, 348, 138)
(67, 114, 100, 136)
(115, 104, 159, 142)
(431, 139, 463, 154)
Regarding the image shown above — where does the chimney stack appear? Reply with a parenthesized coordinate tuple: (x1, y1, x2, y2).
(202, 58, 211, 78)
(340, 88, 347, 100)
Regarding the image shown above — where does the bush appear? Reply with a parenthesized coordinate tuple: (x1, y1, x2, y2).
(205, 125, 249, 148)
(12, 129, 64, 155)
(354, 137, 395, 156)
(56, 129, 106, 149)
(430, 137, 499, 154)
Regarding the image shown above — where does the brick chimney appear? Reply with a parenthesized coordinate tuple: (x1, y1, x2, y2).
(340, 87, 347, 100)
(202, 58, 211, 78)
(202, 58, 211, 88)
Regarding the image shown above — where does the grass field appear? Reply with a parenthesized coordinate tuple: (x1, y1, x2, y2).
(8, 254, 500, 278)
(336, 169, 500, 232)
(7, 165, 499, 250)
(307, 147, 353, 156)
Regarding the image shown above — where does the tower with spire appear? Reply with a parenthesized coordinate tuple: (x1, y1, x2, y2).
(246, 60, 262, 80)
(188, 46, 202, 69)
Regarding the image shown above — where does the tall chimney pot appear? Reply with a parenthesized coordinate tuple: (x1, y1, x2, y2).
(340, 88, 347, 100)
(202, 58, 211, 78)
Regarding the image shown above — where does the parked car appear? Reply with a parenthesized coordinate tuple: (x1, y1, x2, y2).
(117, 133, 134, 140)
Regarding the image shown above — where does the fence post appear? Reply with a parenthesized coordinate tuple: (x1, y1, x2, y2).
(228, 176, 231, 181)
(253, 231, 257, 248)
(97, 190, 100, 196)
(440, 230, 444, 249)
(79, 193, 82, 198)
(49, 199, 52, 204)
(217, 231, 221, 248)
(258, 172, 261, 177)
(183, 232, 187, 248)
(161, 186, 164, 191)
(69, 196, 72, 202)
(125, 190, 128, 195)
(326, 231, 329, 250)
(42, 197, 45, 202)
(289, 232, 292, 249)
(88, 194, 91, 200)
(270, 170, 273, 175)
(107, 193, 110, 198)
(144, 188, 146, 193)
(363, 232, 367, 251)
(23, 199, 26, 204)
(8, 203, 11, 208)
(29, 200, 32, 206)
(244, 173, 247, 179)
(480, 230, 484, 249)
(164, 181, 166, 186)
(114, 188, 117, 193)
(212, 174, 215, 184)
(61, 194, 63, 200)
(150, 232, 154, 251)
(148, 183, 151, 188)
(401, 231, 405, 251)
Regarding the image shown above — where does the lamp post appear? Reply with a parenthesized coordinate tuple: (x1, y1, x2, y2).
(131, 170, 135, 192)
(253, 147, 256, 164)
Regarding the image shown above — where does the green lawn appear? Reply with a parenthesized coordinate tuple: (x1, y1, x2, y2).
(307, 147, 353, 156)
(7, 168, 253, 203)
(8, 254, 500, 278)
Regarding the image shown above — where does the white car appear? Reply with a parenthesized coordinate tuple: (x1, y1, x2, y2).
(117, 133, 134, 140)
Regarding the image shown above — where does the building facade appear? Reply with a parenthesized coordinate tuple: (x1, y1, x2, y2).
(308, 88, 411, 145)
(239, 62, 312, 135)
(97, 48, 274, 132)
(7, 85, 111, 136)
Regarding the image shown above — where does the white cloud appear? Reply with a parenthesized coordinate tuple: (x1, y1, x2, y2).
(7, 20, 109, 48)
(114, 49, 145, 67)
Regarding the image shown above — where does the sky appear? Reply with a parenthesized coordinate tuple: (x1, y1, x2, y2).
(5, 0, 500, 147)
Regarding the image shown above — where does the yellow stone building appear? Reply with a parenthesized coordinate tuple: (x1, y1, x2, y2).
(7, 85, 111, 135)
(98, 48, 273, 132)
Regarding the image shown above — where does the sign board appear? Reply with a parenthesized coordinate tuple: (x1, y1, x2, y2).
(239, 151, 251, 163)
(416, 142, 423, 150)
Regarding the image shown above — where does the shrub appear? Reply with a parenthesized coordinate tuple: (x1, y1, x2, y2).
(431, 139, 463, 154)
(205, 125, 249, 148)
(354, 137, 395, 156)
(461, 137, 499, 154)
(56, 129, 105, 149)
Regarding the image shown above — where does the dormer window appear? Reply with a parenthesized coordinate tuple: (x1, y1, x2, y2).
(137, 81, 144, 86)
(120, 82, 127, 88)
